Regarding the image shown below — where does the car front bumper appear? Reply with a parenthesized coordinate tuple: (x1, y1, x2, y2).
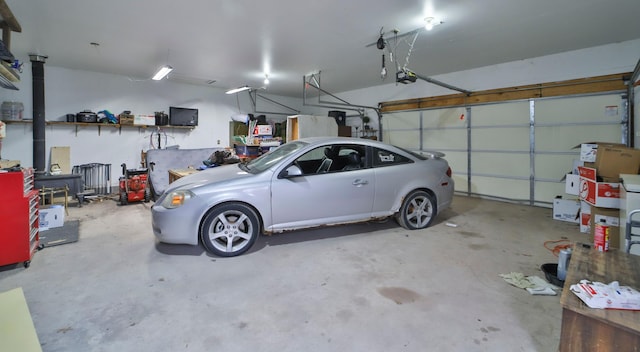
(151, 197, 209, 246)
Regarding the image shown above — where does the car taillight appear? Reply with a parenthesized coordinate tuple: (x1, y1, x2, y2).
(446, 166, 452, 178)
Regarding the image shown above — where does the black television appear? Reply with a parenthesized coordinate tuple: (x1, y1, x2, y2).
(169, 106, 198, 126)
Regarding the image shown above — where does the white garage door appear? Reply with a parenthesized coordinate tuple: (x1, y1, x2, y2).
(381, 93, 626, 206)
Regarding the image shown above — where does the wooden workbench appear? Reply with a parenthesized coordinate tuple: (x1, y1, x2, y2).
(559, 243, 640, 351)
(168, 168, 199, 184)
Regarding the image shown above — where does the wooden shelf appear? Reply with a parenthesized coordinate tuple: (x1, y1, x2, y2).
(4, 120, 195, 135)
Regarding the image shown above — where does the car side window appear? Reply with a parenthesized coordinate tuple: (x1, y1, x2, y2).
(292, 145, 367, 175)
(333, 146, 365, 172)
(372, 147, 411, 168)
(294, 146, 332, 175)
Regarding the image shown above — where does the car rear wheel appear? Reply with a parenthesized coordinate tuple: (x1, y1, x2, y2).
(396, 190, 436, 230)
(200, 203, 260, 257)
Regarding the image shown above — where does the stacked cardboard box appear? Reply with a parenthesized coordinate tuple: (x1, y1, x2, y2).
(555, 159, 583, 224)
(568, 142, 640, 248)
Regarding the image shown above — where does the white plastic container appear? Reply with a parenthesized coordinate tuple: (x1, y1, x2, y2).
(1, 101, 24, 121)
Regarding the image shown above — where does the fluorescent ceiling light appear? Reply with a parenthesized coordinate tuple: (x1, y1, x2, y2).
(225, 85, 251, 94)
(152, 65, 173, 80)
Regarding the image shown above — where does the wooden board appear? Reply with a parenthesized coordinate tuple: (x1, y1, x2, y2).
(168, 168, 199, 184)
(379, 73, 630, 113)
(50, 146, 70, 174)
(0, 287, 42, 352)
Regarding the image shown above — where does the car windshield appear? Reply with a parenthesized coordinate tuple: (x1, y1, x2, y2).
(243, 141, 309, 173)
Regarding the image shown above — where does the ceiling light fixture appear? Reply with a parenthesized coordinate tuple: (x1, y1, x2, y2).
(152, 65, 173, 80)
(264, 74, 269, 85)
(225, 85, 251, 94)
(424, 17, 442, 31)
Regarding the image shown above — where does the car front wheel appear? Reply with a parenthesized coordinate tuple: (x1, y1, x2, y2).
(200, 203, 260, 257)
(396, 190, 436, 230)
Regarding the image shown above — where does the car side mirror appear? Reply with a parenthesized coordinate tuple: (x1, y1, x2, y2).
(281, 165, 302, 178)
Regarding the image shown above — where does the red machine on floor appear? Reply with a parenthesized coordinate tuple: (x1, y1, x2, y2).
(118, 163, 151, 205)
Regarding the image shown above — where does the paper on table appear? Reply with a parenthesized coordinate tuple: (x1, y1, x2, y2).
(570, 280, 640, 310)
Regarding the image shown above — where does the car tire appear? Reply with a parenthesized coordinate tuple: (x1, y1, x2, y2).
(200, 203, 260, 257)
(396, 190, 437, 230)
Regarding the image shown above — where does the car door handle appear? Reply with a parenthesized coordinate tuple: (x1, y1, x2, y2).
(352, 179, 368, 186)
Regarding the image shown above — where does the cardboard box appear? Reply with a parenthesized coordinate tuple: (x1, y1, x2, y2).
(119, 116, 134, 125)
(589, 206, 620, 248)
(571, 159, 584, 176)
(553, 196, 580, 223)
(39, 205, 65, 231)
(580, 201, 591, 233)
(594, 145, 640, 181)
(579, 143, 599, 162)
(252, 125, 272, 136)
(575, 142, 625, 163)
(134, 115, 155, 126)
(578, 166, 620, 209)
(565, 173, 580, 195)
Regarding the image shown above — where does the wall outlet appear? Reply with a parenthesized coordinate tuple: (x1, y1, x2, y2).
(217, 139, 220, 144)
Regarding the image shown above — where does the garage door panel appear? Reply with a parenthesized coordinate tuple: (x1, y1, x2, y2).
(534, 154, 577, 180)
(536, 95, 623, 124)
(381, 93, 625, 206)
(422, 129, 467, 150)
(453, 175, 468, 193)
(535, 182, 570, 206)
(471, 153, 529, 177)
(472, 102, 530, 125)
(442, 151, 467, 174)
(384, 130, 420, 149)
(471, 128, 529, 150)
(422, 108, 467, 129)
(471, 177, 529, 200)
(440, 150, 468, 192)
(383, 112, 420, 129)
(535, 125, 621, 152)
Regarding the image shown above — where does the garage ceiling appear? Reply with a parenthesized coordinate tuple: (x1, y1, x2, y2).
(5, 0, 640, 97)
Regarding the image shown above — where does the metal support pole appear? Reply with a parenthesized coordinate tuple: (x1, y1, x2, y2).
(30, 54, 47, 175)
(529, 100, 536, 206)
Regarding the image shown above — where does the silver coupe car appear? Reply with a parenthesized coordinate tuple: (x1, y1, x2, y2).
(151, 137, 454, 257)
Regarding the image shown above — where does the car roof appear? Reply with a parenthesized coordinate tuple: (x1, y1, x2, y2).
(294, 137, 439, 160)
(296, 136, 390, 148)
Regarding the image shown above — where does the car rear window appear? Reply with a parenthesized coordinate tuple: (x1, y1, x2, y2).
(373, 147, 412, 167)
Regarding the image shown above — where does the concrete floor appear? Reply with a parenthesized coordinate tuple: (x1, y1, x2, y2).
(0, 195, 585, 352)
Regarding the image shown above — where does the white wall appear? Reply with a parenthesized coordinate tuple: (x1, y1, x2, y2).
(1, 66, 308, 179)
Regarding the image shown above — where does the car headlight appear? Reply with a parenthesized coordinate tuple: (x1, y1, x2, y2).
(161, 189, 195, 209)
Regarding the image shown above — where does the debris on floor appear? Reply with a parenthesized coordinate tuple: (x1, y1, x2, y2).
(499, 272, 559, 296)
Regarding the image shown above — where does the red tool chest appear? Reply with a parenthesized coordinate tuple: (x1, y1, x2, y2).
(0, 168, 40, 267)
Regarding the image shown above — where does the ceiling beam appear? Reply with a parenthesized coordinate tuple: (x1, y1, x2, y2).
(0, 0, 21, 32)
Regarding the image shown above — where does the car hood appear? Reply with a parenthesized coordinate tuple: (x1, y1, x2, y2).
(164, 164, 255, 193)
